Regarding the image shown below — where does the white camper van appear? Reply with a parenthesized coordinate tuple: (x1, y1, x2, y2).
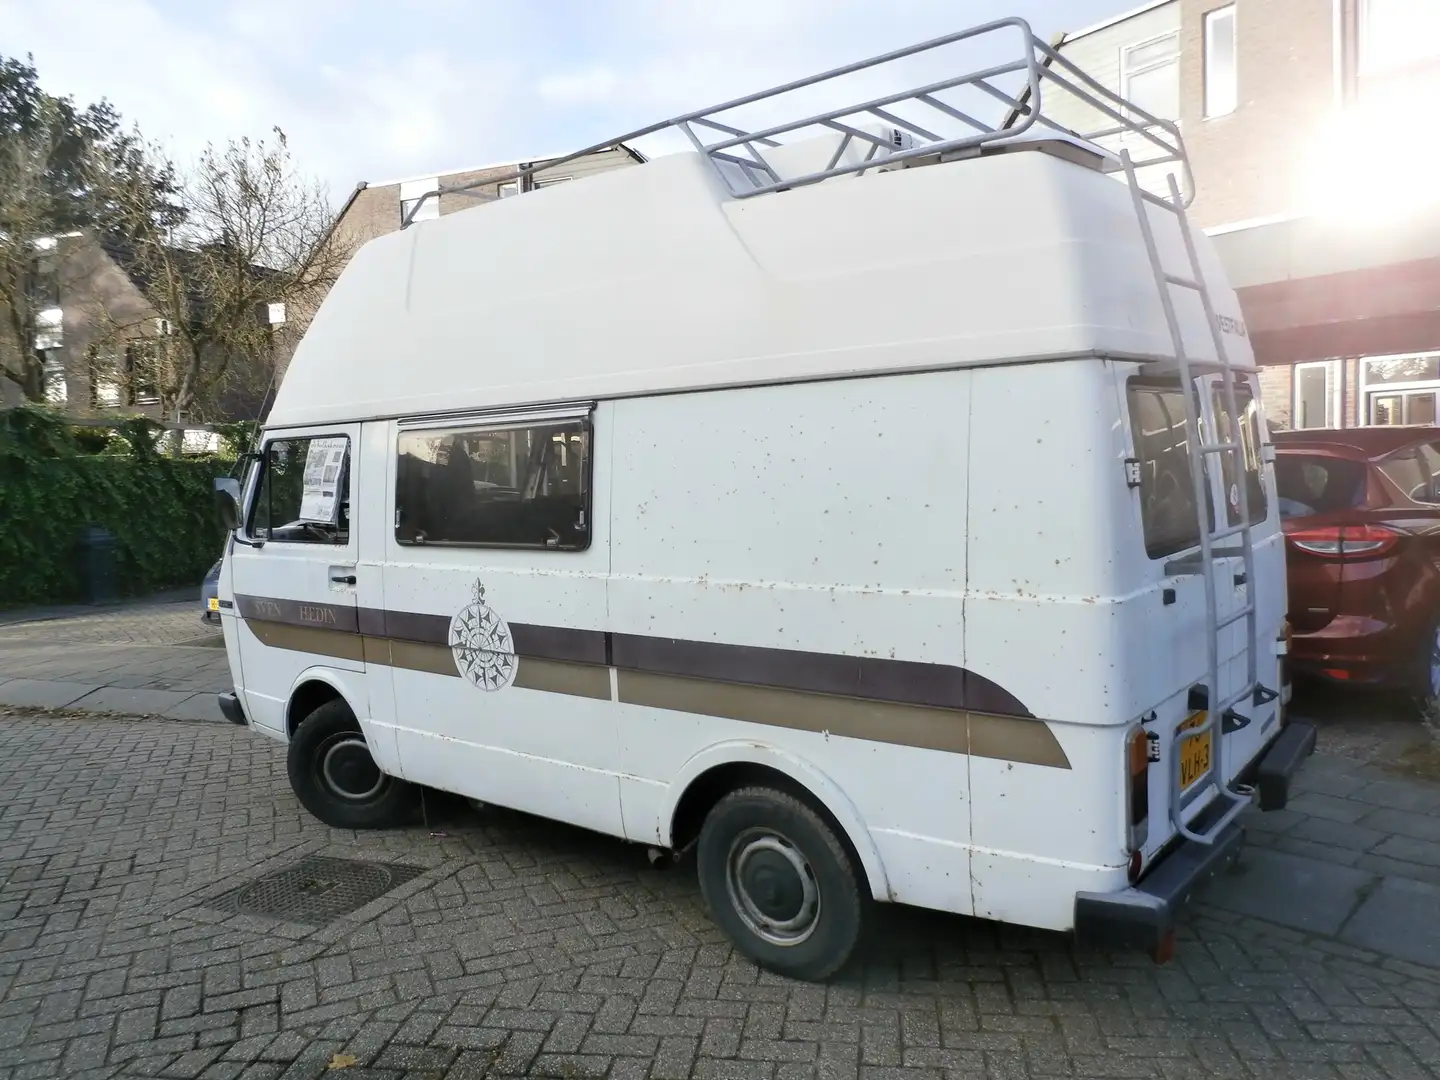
(213, 19, 1315, 980)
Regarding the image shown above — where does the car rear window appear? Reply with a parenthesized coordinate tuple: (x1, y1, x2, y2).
(1128, 379, 1209, 558)
(1376, 442, 1440, 505)
(1274, 454, 1367, 519)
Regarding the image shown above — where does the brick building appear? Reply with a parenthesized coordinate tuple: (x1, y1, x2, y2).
(1048, 0, 1440, 430)
(0, 232, 279, 424)
(334, 144, 646, 254)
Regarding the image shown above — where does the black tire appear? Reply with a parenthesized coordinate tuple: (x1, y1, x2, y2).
(1408, 621, 1440, 719)
(286, 699, 416, 829)
(696, 786, 867, 981)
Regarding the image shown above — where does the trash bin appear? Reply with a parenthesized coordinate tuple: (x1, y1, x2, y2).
(78, 525, 119, 605)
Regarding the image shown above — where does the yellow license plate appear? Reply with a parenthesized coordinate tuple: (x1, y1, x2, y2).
(207, 597, 220, 612)
(1178, 711, 1213, 791)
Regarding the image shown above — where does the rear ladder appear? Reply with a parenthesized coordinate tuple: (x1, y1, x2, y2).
(1120, 149, 1278, 845)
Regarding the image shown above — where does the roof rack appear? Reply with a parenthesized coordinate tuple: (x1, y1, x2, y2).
(401, 16, 1191, 227)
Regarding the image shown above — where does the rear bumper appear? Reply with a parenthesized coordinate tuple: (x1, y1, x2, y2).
(218, 691, 248, 727)
(1291, 615, 1413, 686)
(1073, 720, 1317, 951)
(1074, 823, 1244, 952)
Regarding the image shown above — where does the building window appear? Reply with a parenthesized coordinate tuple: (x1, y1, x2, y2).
(1204, 6, 1238, 117)
(533, 176, 572, 188)
(1361, 0, 1440, 74)
(399, 177, 440, 223)
(125, 341, 161, 405)
(1121, 32, 1181, 121)
(395, 416, 592, 549)
(41, 354, 66, 405)
(1362, 352, 1440, 426)
(88, 347, 122, 408)
(1293, 361, 1339, 429)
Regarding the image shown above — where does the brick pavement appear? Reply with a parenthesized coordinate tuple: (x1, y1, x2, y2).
(0, 603, 228, 721)
(2, 712, 1438, 1080)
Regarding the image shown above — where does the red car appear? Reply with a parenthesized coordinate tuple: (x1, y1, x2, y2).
(1274, 426, 1440, 706)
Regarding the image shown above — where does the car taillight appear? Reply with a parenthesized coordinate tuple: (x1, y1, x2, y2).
(1276, 617, 1291, 724)
(1125, 724, 1151, 861)
(1287, 524, 1399, 559)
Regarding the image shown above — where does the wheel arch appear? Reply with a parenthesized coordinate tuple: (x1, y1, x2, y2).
(284, 667, 364, 738)
(662, 742, 892, 903)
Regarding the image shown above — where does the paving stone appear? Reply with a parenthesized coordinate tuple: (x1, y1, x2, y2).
(1, 707, 1439, 1079)
(1200, 849, 1378, 936)
(1340, 877, 1440, 968)
(0, 679, 96, 708)
(69, 687, 198, 716)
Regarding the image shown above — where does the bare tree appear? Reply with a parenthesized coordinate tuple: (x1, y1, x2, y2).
(102, 128, 346, 423)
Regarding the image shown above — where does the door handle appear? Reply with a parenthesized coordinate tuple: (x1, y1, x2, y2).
(330, 573, 357, 585)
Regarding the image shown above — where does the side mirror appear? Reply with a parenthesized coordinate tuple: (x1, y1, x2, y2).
(214, 476, 241, 531)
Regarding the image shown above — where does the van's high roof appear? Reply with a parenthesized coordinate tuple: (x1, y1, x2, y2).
(268, 17, 1250, 430)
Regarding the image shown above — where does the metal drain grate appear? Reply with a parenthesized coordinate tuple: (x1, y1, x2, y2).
(206, 856, 426, 925)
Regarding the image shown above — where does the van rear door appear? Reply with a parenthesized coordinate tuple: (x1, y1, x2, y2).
(1202, 376, 1283, 782)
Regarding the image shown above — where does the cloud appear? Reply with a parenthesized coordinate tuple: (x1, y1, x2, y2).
(0, 0, 1123, 199)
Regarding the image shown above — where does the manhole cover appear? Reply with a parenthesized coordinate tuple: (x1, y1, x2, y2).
(205, 856, 426, 925)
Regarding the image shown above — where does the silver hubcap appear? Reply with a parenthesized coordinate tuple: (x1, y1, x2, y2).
(321, 737, 385, 801)
(725, 829, 820, 947)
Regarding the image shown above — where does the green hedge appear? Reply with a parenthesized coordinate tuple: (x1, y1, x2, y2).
(0, 407, 235, 608)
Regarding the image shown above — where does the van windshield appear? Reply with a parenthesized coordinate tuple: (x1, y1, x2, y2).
(1128, 379, 1208, 558)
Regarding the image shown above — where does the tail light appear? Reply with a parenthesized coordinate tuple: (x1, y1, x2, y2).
(1287, 524, 1399, 558)
(1125, 724, 1151, 860)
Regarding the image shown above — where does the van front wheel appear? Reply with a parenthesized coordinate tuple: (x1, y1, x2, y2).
(696, 787, 867, 981)
(287, 700, 415, 829)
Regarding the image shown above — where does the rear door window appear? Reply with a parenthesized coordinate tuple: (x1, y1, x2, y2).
(1211, 384, 1269, 525)
(1128, 379, 1210, 558)
(1274, 455, 1367, 519)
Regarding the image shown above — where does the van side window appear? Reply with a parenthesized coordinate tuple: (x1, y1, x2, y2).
(395, 419, 591, 550)
(1211, 383, 1270, 525)
(1127, 379, 1209, 558)
(249, 436, 351, 544)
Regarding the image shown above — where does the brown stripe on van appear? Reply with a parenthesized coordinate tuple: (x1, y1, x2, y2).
(615, 671, 1069, 769)
(246, 621, 366, 664)
(610, 634, 1032, 718)
(235, 595, 358, 634)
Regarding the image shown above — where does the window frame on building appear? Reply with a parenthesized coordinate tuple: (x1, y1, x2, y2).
(1119, 30, 1182, 123)
(1203, 5, 1239, 118)
(1359, 351, 1440, 427)
(1292, 360, 1341, 429)
(1359, 0, 1440, 75)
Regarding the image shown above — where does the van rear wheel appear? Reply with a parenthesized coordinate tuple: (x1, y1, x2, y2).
(287, 699, 415, 829)
(696, 787, 867, 981)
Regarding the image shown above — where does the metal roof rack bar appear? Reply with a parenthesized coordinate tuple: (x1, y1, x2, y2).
(400, 15, 1193, 227)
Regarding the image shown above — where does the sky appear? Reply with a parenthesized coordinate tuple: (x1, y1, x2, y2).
(0, 0, 1131, 200)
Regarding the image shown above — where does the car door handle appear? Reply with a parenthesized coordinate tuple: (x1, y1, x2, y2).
(330, 574, 357, 585)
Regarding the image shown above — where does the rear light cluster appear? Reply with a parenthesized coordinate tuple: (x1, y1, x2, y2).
(1125, 724, 1151, 877)
(1287, 524, 1399, 559)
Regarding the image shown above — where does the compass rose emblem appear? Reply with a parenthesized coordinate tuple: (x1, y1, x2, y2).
(448, 580, 517, 691)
